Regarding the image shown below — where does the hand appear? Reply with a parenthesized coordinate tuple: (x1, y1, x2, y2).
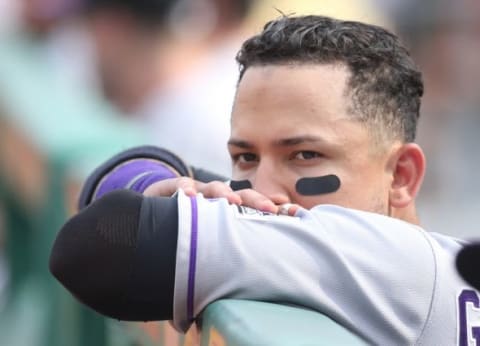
(143, 177, 299, 216)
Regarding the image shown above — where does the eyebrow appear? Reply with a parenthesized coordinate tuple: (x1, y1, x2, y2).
(228, 135, 329, 149)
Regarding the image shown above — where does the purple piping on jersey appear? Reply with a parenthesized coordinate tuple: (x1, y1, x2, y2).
(95, 159, 178, 199)
(187, 196, 199, 322)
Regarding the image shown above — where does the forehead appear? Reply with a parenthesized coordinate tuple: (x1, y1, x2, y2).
(231, 64, 364, 143)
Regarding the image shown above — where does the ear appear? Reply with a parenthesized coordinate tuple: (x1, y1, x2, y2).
(388, 143, 426, 209)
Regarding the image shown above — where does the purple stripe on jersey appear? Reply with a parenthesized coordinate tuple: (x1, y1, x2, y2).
(187, 196, 199, 322)
(94, 159, 178, 200)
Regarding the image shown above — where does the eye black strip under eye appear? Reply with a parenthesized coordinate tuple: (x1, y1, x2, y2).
(295, 175, 341, 196)
(229, 175, 340, 195)
(230, 180, 252, 191)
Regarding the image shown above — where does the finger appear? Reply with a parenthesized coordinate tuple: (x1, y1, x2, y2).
(235, 189, 278, 214)
(278, 203, 301, 216)
(200, 181, 242, 205)
(143, 177, 198, 197)
(176, 177, 203, 196)
(287, 204, 301, 216)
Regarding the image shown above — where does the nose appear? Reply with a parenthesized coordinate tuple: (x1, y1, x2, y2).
(251, 161, 290, 205)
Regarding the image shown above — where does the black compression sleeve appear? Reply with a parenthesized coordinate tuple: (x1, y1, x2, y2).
(49, 190, 178, 321)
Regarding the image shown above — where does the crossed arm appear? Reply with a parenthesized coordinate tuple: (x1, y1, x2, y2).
(49, 145, 439, 345)
(50, 145, 296, 320)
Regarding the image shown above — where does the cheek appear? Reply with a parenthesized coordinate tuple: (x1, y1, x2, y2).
(231, 166, 262, 183)
(290, 177, 379, 210)
(231, 170, 249, 181)
(339, 172, 390, 212)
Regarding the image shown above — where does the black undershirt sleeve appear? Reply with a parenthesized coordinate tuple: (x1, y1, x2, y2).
(49, 190, 178, 321)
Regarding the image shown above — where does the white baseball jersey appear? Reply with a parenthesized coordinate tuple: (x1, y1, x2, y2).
(172, 190, 479, 345)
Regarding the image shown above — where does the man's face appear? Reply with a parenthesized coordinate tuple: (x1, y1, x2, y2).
(229, 64, 395, 213)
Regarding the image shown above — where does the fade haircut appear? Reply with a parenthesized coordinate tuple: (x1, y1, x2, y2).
(236, 15, 424, 143)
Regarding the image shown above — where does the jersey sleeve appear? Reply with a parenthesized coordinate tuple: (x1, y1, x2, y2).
(172, 191, 439, 345)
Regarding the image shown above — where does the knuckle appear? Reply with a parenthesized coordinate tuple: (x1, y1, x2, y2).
(177, 177, 194, 187)
(206, 181, 230, 194)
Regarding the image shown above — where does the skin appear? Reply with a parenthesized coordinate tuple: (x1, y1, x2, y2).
(145, 64, 426, 223)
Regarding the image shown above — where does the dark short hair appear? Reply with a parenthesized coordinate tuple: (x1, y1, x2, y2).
(236, 15, 424, 143)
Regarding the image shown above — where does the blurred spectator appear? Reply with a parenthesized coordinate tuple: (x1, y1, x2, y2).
(0, 2, 149, 345)
(82, 0, 177, 113)
(0, 0, 100, 93)
(82, 0, 256, 176)
(1, 2, 98, 321)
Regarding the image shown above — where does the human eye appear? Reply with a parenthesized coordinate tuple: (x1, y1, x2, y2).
(231, 153, 258, 164)
(293, 151, 322, 160)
